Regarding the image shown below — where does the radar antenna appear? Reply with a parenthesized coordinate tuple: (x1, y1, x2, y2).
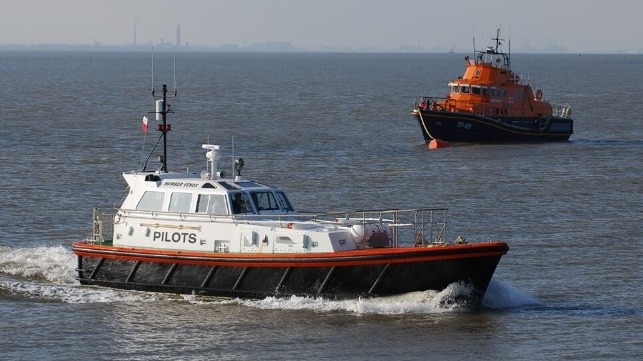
(492, 28, 505, 53)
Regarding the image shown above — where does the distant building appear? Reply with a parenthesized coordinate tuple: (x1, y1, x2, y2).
(176, 23, 181, 48)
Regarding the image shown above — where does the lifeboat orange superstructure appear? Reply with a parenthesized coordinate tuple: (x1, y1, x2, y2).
(412, 29, 573, 144)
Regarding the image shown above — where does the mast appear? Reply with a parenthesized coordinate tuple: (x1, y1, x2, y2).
(508, 38, 511, 69)
(492, 28, 504, 53)
(145, 48, 177, 173)
(152, 84, 172, 173)
(161, 84, 169, 172)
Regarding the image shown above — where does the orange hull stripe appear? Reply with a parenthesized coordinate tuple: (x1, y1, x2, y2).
(72, 242, 508, 268)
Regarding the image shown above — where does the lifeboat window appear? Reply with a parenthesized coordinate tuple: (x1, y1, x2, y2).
(490, 88, 496, 97)
(275, 191, 294, 211)
(136, 191, 165, 211)
(471, 86, 481, 95)
(230, 192, 254, 214)
(460, 85, 470, 94)
(196, 194, 228, 215)
(168, 192, 192, 213)
(250, 191, 279, 212)
(482, 87, 488, 96)
(452, 85, 460, 93)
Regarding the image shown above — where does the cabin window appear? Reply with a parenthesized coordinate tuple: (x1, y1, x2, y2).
(460, 85, 470, 94)
(168, 192, 192, 213)
(230, 192, 254, 214)
(452, 85, 460, 93)
(493, 88, 507, 97)
(250, 191, 280, 212)
(217, 181, 238, 190)
(482, 87, 488, 96)
(275, 191, 294, 211)
(471, 86, 481, 95)
(235, 181, 262, 188)
(196, 194, 228, 215)
(136, 191, 165, 211)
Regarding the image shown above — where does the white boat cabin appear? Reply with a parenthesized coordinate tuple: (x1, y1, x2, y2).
(120, 171, 295, 217)
(109, 145, 387, 254)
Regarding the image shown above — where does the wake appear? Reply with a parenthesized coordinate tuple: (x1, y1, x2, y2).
(1, 245, 539, 312)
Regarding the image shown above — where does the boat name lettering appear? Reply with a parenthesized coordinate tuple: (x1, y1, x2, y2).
(164, 181, 199, 187)
(457, 122, 473, 130)
(153, 231, 197, 243)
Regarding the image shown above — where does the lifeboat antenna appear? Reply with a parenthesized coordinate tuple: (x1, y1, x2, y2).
(472, 35, 476, 58)
(508, 38, 511, 69)
(492, 28, 504, 53)
(470, 11, 476, 60)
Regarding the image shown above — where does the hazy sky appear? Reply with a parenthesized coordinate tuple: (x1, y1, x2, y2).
(1, 0, 641, 52)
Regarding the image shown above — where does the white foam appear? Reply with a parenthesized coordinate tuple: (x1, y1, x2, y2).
(0, 245, 77, 284)
(234, 282, 476, 315)
(0, 245, 167, 304)
(1, 279, 168, 303)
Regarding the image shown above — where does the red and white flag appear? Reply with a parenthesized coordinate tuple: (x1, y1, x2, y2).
(142, 116, 149, 133)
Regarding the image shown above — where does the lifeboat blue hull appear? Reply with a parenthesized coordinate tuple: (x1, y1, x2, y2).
(73, 242, 508, 306)
(413, 108, 573, 143)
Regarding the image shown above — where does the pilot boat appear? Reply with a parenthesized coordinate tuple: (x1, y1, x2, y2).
(411, 29, 574, 144)
(72, 85, 508, 305)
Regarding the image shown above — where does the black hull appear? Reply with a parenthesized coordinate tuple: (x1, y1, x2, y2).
(73, 243, 508, 306)
(413, 109, 573, 143)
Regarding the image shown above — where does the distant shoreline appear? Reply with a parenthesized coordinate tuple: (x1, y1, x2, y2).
(0, 43, 640, 55)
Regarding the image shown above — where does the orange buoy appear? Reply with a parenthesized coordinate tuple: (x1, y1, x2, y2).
(428, 139, 450, 149)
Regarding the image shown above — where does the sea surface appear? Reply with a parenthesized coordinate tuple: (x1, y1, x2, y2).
(0, 51, 641, 360)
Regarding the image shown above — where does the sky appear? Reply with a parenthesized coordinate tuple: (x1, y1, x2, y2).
(1, 0, 641, 53)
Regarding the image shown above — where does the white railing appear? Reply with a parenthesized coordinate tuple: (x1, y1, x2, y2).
(90, 208, 114, 244)
(89, 207, 450, 248)
(304, 208, 449, 247)
(552, 103, 572, 118)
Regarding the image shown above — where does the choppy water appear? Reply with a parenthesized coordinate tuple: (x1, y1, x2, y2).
(0, 51, 641, 360)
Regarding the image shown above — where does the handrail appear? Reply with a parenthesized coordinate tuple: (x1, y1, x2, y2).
(90, 207, 451, 247)
(415, 96, 573, 120)
(552, 103, 572, 118)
